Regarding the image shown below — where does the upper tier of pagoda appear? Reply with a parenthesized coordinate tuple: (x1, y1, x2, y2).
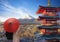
(36, 6, 60, 14)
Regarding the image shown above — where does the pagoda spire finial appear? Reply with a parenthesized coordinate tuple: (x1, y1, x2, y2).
(48, 0, 51, 7)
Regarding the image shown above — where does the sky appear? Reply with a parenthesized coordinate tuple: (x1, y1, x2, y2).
(0, 0, 60, 22)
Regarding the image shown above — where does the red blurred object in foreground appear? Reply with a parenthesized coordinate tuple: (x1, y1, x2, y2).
(4, 18, 20, 33)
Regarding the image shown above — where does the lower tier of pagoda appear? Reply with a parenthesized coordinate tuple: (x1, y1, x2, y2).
(37, 25, 60, 39)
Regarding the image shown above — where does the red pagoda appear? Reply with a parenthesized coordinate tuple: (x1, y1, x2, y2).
(36, 0, 60, 40)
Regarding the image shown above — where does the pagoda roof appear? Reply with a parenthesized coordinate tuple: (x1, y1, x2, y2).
(37, 16, 60, 21)
(37, 25, 60, 29)
(38, 16, 60, 20)
(36, 6, 60, 14)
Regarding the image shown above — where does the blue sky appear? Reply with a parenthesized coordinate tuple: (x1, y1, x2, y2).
(0, 0, 60, 22)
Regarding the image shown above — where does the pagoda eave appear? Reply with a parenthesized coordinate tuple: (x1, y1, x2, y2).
(38, 25, 60, 29)
(37, 16, 60, 20)
(36, 6, 60, 14)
